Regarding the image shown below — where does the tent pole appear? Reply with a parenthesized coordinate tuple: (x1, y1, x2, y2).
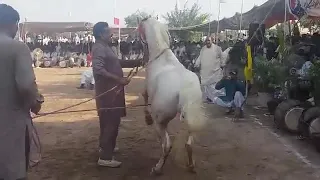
(239, 0, 244, 38)
(216, 0, 221, 43)
(114, 0, 120, 57)
(208, 0, 212, 36)
(284, 0, 287, 42)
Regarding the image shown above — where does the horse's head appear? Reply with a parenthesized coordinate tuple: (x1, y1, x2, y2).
(137, 17, 171, 63)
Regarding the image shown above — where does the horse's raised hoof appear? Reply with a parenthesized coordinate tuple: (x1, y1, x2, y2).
(150, 167, 163, 176)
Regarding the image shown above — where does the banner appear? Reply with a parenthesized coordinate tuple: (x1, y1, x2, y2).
(287, 0, 320, 18)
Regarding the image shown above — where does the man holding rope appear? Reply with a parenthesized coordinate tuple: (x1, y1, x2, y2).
(92, 22, 130, 168)
(0, 4, 43, 180)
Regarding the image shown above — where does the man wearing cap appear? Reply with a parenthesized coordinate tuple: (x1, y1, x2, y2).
(214, 70, 246, 118)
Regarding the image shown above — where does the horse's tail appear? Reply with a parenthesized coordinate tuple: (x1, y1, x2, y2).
(179, 73, 208, 132)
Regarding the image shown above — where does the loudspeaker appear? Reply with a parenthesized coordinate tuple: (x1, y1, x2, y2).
(248, 23, 265, 46)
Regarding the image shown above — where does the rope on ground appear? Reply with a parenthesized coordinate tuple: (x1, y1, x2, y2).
(33, 63, 143, 120)
(0, 60, 146, 169)
(36, 104, 149, 116)
(26, 62, 146, 168)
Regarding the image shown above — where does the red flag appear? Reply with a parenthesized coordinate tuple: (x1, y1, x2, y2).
(114, 17, 120, 25)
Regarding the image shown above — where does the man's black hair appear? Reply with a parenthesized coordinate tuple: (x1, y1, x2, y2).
(0, 4, 20, 25)
(93, 22, 109, 39)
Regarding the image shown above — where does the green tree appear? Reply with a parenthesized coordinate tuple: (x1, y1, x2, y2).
(124, 11, 154, 27)
(162, 3, 209, 41)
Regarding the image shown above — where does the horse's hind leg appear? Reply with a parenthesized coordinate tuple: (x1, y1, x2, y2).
(185, 133, 196, 173)
(142, 90, 153, 125)
(151, 123, 172, 175)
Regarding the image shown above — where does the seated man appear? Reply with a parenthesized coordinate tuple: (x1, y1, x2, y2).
(213, 70, 246, 118)
(77, 68, 94, 90)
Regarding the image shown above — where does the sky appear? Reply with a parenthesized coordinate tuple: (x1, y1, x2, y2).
(1, 0, 268, 27)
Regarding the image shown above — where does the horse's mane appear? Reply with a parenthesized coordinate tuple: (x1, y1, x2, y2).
(141, 18, 171, 60)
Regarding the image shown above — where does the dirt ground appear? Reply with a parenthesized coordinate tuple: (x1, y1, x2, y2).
(28, 67, 320, 180)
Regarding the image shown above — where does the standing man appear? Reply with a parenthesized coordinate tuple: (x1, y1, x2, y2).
(92, 22, 130, 168)
(0, 4, 43, 180)
(195, 37, 226, 102)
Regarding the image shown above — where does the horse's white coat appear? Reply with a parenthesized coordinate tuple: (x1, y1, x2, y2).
(140, 18, 207, 173)
(142, 18, 207, 131)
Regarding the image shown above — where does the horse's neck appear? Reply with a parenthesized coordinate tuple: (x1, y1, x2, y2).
(146, 50, 184, 78)
(148, 48, 179, 65)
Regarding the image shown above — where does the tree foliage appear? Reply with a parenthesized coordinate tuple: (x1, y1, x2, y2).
(124, 11, 154, 27)
(162, 3, 209, 41)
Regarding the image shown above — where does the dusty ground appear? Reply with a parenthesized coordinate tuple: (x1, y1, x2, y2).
(28, 67, 320, 180)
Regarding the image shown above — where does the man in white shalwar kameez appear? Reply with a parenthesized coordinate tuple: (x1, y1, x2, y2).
(77, 68, 95, 90)
(195, 37, 226, 102)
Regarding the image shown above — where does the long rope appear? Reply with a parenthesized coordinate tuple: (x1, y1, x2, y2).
(28, 63, 143, 166)
(36, 104, 150, 116)
(27, 47, 173, 167)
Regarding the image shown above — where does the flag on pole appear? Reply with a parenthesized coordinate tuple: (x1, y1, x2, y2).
(114, 17, 120, 25)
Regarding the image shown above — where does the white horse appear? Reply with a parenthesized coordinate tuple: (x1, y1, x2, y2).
(138, 18, 207, 175)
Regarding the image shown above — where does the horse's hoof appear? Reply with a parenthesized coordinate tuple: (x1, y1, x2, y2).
(150, 167, 163, 176)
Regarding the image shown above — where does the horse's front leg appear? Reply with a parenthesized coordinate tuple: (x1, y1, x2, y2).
(142, 90, 153, 125)
(151, 123, 172, 175)
(185, 133, 196, 173)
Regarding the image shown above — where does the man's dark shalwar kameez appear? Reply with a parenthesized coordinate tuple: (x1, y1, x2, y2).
(0, 33, 39, 180)
(92, 39, 126, 160)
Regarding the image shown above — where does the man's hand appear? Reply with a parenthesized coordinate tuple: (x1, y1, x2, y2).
(31, 102, 42, 115)
(31, 94, 44, 115)
(118, 77, 131, 86)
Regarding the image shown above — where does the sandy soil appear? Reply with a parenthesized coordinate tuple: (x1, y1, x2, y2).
(27, 67, 320, 180)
